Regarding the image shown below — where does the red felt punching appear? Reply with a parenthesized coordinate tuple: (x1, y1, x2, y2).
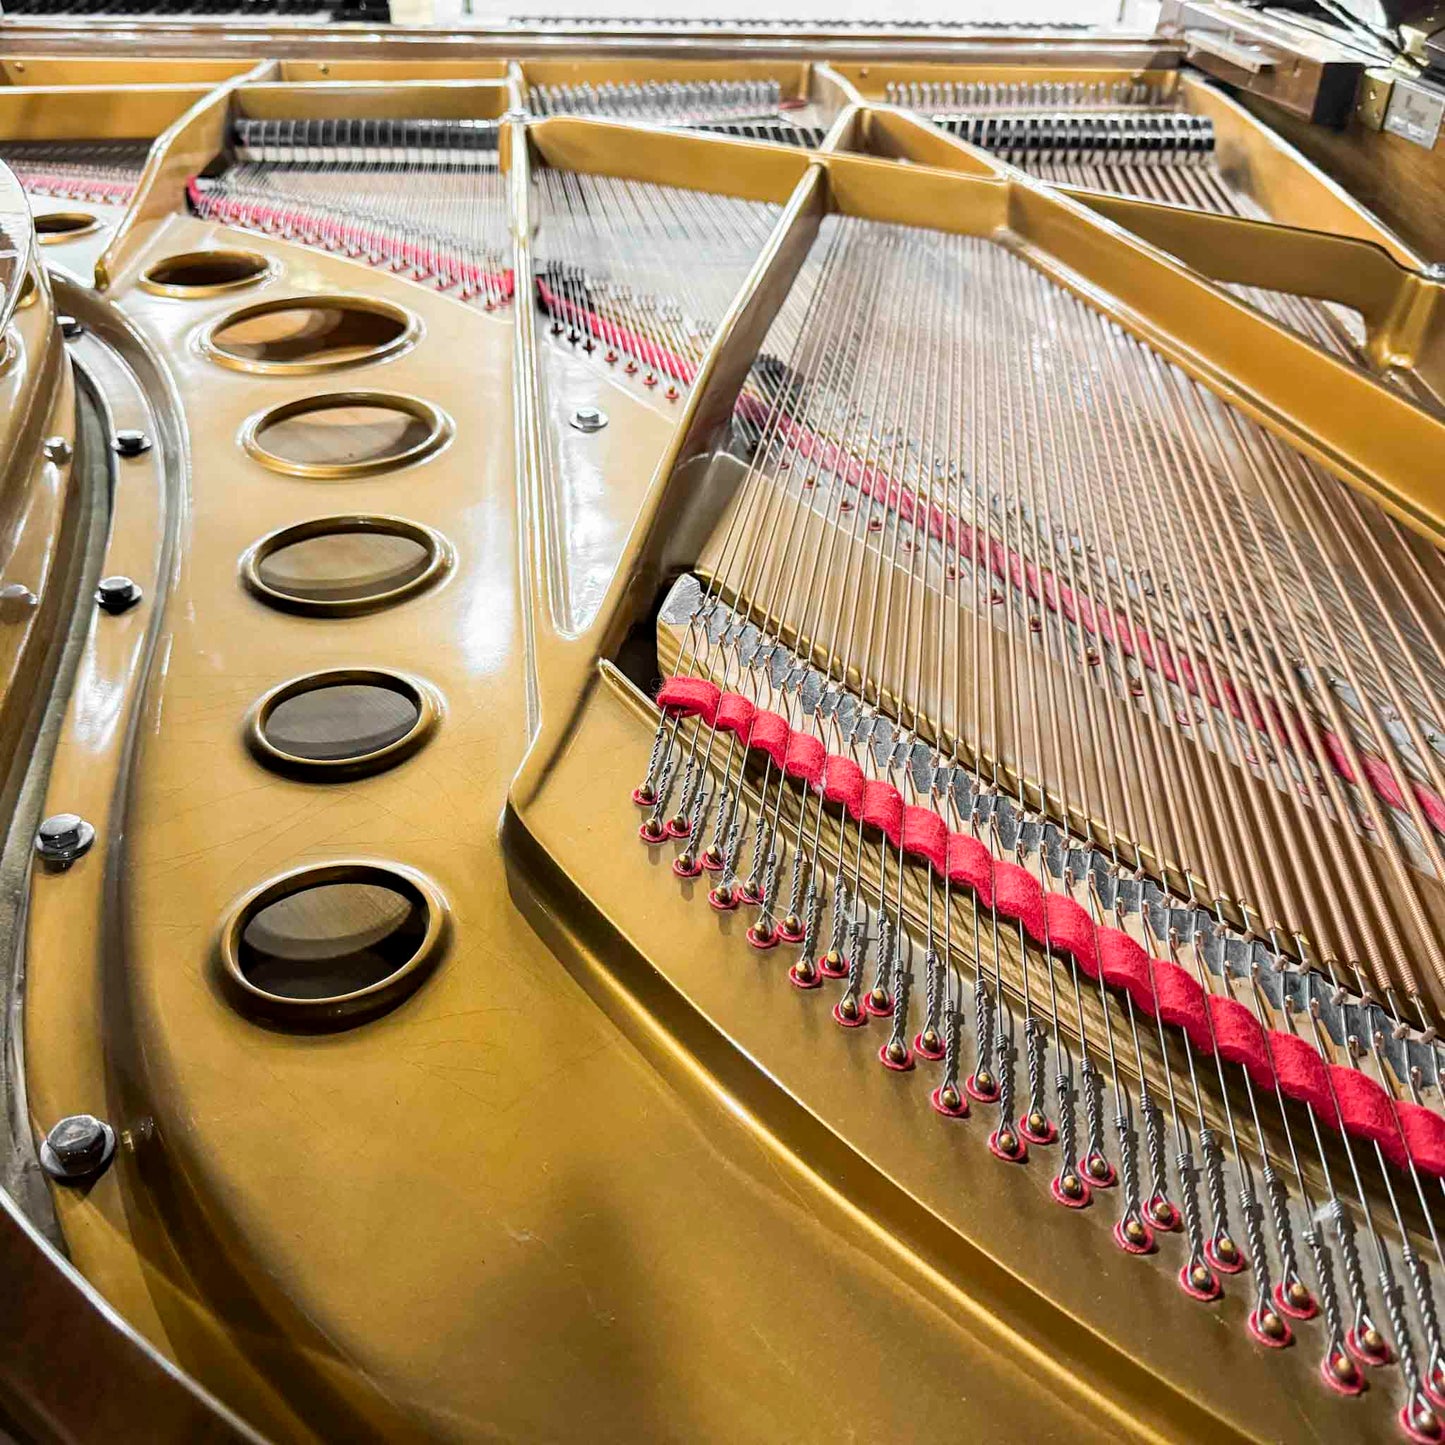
(1331, 1065, 1407, 1168)
(861, 780, 904, 846)
(821, 755, 866, 815)
(1043, 892, 1099, 978)
(946, 832, 994, 907)
(901, 807, 950, 872)
(1206, 994, 1276, 1090)
(993, 862, 1047, 946)
(783, 730, 827, 785)
(1396, 1101, 1445, 1178)
(750, 711, 791, 770)
(1098, 932, 1158, 1014)
(1268, 1030, 1338, 1125)
(715, 692, 756, 744)
(657, 676, 721, 725)
(1152, 963, 1212, 1053)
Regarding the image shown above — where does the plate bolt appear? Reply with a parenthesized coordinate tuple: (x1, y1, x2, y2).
(96, 575, 142, 614)
(112, 429, 151, 457)
(40, 1114, 116, 1183)
(571, 405, 608, 433)
(35, 812, 94, 865)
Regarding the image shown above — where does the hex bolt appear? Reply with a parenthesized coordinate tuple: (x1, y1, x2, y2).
(112, 429, 151, 458)
(570, 405, 608, 433)
(34, 812, 95, 866)
(95, 575, 143, 615)
(42, 436, 71, 465)
(58, 315, 83, 341)
(39, 1114, 116, 1184)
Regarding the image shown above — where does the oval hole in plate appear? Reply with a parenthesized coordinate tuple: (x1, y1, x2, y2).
(202, 295, 417, 374)
(248, 668, 438, 779)
(242, 392, 451, 478)
(220, 862, 448, 1027)
(35, 211, 102, 244)
(243, 515, 449, 616)
(142, 249, 270, 297)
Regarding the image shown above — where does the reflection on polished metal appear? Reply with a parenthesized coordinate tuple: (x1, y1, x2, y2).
(1, 25, 1445, 1445)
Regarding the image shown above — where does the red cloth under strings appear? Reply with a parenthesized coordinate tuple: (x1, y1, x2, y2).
(656, 676, 1443, 1177)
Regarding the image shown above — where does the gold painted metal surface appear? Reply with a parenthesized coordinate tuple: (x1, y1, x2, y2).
(10, 42, 1445, 1445)
(238, 390, 453, 479)
(239, 513, 454, 618)
(217, 858, 450, 1025)
(243, 666, 442, 777)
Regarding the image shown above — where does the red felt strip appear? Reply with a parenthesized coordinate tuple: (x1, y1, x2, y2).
(653, 677, 1445, 1170)
(946, 831, 995, 907)
(715, 692, 756, 744)
(993, 862, 1046, 947)
(783, 730, 827, 786)
(1097, 931, 1158, 1015)
(1153, 963, 1213, 1054)
(1206, 994, 1276, 1091)
(1268, 1030, 1338, 1125)
(1331, 1065, 1407, 1168)
(821, 755, 865, 816)
(1042, 892, 1098, 979)
(861, 779, 904, 847)
(656, 677, 720, 726)
(1395, 1101, 1445, 1178)
(901, 806, 949, 872)
(749, 711, 791, 770)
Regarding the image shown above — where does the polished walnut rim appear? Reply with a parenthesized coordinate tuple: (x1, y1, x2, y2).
(239, 391, 453, 480)
(218, 860, 448, 1028)
(240, 513, 453, 617)
(199, 294, 419, 376)
(140, 248, 272, 298)
(246, 667, 440, 780)
(34, 211, 103, 245)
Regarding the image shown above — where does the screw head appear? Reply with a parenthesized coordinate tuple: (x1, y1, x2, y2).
(570, 405, 608, 433)
(112, 429, 151, 457)
(1424, 262, 1445, 283)
(35, 812, 94, 864)
(43, 436, 71, 464)
(40, 1113, 115, 1182)
(58, 315, 83, 341)
(95, 575, 142, 614)
(0, 582, 37, 619)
